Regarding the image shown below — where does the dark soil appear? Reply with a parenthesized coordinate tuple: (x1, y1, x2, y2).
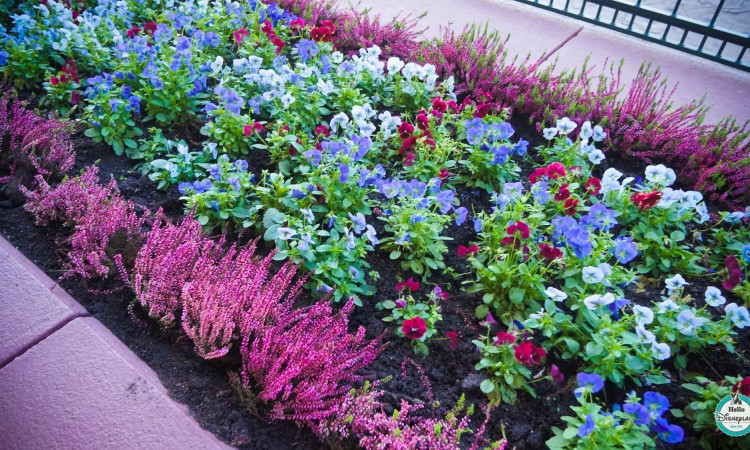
(1, 121, 747, 450)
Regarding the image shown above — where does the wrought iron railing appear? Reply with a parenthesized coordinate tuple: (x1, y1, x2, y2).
(511, 0, 750, 71)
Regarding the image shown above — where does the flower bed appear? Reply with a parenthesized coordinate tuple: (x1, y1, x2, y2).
(1, 1, 749, 449)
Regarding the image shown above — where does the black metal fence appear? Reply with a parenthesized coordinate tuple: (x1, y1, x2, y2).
(511, 0, 750, 71)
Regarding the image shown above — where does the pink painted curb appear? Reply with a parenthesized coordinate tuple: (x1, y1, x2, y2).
(0, 318, 233, 450)
(0, 236, 87, 314)
(0, 237, 87, 366)
(0, 235, 234, 449)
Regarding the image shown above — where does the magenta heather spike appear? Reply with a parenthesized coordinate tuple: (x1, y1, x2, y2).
(0, 89, 74, 184)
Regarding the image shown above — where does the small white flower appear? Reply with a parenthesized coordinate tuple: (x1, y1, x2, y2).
(657, 299, 680, 313)
(330, 51, 344, 64)
(651, 342, 671, 360)
(280, 93, 295, 108)
(635, 325, 656, 344)
(645, 164, 676, 187)
(300, 208, 315, 223)
(387, 56, 405, 74)
(583, 293, 615, 310)
(725, 303, 750, 329)
(592, 124, 607, 142)
(704, 286, 726, 307)
(581, 266, 605, 284)
(665, 274, 688, 294)
(556, 117, 577, 135)
(543, 127, 558, 140)
(210, 55, 223, 74)
(580, 121, 593, 140)
(632, 305, 654, 326)
(545, 286, 568, 302)
(277, 227, 296, 240)
(588, 149, 605, 165)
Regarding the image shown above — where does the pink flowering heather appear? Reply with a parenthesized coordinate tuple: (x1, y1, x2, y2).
(182, 241, 263, 359)
(416, 24, 517, 101)
(181, 241, 304, 359)
(353, 399, 485, 450)
(0, 90, 74, 185)
(126, 212, 206, 327)
(24, 166, 115, 227)
(24, 165, 144, 280)
(64, 191, 143, 280)
(336, 9, 423, 59)
(239, 298, 384, 429)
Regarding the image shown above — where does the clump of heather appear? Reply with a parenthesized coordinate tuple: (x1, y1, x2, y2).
(239, 298, 384, 429)
(416, 24, 518, 101)
(24, 165, 144, 280)
(0, 90, 74, 203)
(517, 61, 622, 130)
(126, 212, 206, 327)
(352, 399, 494, 450)
(181, 241, 304, 359)
(336, 10, 423, 59)
(23, 166, 114, 227)
(65, 194, 143, 280)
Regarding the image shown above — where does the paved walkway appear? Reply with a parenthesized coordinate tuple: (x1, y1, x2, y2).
(357, 0, 750, 124)
(0, 237, 231, 450)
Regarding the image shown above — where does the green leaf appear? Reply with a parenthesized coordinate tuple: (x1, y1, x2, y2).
(670, 230, 685, 242)
(155, 113, 168, 123)
(479, 379, 495, 394)
(112, 140, 125, 156)
(197, 215, 209, 226)
(624, 355, 649, 373)
(585, 341, 604, 357)
(509, 287, 524, 304)
(475, 304, 489, 319)
(389, 250, 401, 260)
(382, 300, 396, 309)
(562, 427, 579, 440)
(84, 127, 100, 138)
(124, 138, 137, 149)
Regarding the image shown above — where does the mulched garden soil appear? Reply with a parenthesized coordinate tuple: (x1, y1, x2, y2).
(1, 114, 747, 450)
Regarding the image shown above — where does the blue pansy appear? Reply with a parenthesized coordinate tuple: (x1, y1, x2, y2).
(577, 414, 595, 438)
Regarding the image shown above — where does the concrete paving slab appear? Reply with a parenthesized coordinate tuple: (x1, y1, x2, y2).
(0, 237, 87, 366)
(354, 0, 582, 61)
(0, 317, 232, 450)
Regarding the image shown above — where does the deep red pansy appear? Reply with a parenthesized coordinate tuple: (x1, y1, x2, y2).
(457, 244, 479, 257)
(402, 317, 427, 339)
(631, 191, 662, 211)
(495, 331, 516, 345)
(585, 177, 601, 196)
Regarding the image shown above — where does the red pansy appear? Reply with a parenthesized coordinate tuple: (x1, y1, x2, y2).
(554, 184, 571, 202)
(402, 317, 427, 339)
(395, 278, 421, 292)
(631, 191, 662, 211)
(243, 122, 264, 136)
(513, 341, 546, 367)
(585, 177, 601, 196)
(539, 243, 563, 260)
(457, 244, 479, 257)
(495, 332, 516, 345)
(564, 198, 579, 215)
